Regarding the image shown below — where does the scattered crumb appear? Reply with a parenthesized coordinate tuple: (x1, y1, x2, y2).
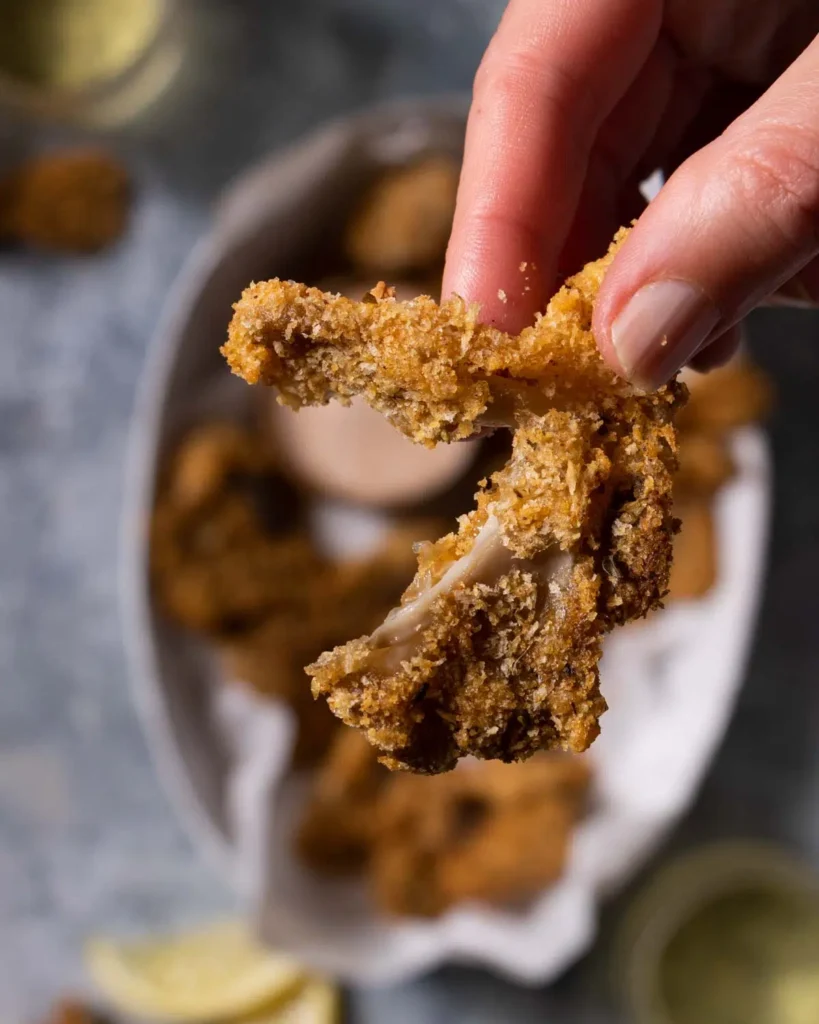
(497, 288, 507, 302)
(519, 261, 527, 272)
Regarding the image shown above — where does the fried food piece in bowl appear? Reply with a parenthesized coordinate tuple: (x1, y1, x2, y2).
(344, 156, 459, 275)
(372, 754, 591, 916)
(679, 360, 772, 435)
(675, 433, 735, 498)
(668, 501, 718, 603)
(296, 728, 389, 876)
(220, 614, 341, 769)
(150, 423, 317, 637)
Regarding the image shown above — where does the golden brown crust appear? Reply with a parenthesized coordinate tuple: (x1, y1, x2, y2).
(223, 231, 686, 773)
(308, 395, 678, 773)
(222, 230, 649, 447)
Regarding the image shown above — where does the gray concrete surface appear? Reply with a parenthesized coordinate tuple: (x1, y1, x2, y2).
(1, 2, 818, 1021)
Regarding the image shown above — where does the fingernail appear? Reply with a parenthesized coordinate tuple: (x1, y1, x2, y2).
(610, 280, 720, 390)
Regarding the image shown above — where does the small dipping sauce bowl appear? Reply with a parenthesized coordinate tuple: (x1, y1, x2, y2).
(0, 0, 182, 125)
(615, 842, 819, 1024)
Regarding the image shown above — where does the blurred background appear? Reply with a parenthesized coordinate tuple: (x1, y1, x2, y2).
(1, 2, 819, 1023)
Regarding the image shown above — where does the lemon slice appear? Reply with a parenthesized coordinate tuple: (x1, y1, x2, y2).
(84, 920, 304, 1022)
(241, 978, 340, 1024)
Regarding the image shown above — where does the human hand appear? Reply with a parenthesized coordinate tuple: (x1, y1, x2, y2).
(443, 0, 819, 389)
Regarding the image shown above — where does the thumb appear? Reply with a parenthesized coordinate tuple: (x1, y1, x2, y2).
(594, 34, 819, 390)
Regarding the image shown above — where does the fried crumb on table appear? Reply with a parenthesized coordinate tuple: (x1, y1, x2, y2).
(3, 148, 130, 253)
(223, 229, 686, 774)
(371, 754, 591, 917)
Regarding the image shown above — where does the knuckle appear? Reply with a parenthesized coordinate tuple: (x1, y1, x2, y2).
(468, 207, 544, 252)
(472, 45, 596, 172)
(474, 43, 595, 121)
(727, 129, 819, 249)
(473, 43, 545, 106)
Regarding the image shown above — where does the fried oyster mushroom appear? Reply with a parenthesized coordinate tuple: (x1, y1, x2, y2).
(223, 231, 685, 773)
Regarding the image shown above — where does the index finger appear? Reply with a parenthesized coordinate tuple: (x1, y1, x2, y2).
(444, 0, 661, 331)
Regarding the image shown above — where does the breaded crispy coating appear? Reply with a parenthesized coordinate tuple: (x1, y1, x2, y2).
(224, 234, 645, 447)
(296, 735, 591, 915)
(372, 755, 591, 916)
(223, 231, 685, 773)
